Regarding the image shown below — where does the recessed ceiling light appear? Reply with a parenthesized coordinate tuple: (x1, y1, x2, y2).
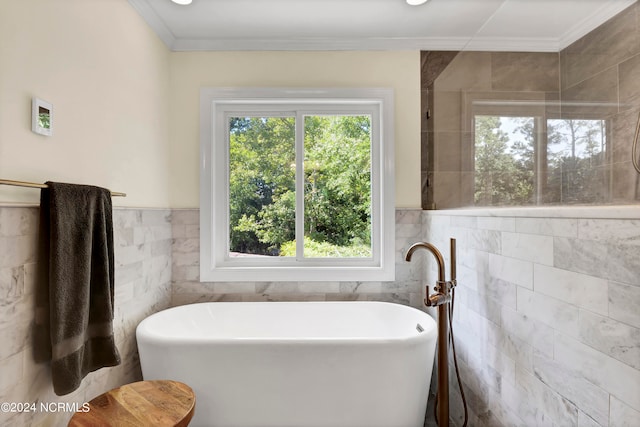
(406, 0, 428, 5)
(171, 0, 192, 5)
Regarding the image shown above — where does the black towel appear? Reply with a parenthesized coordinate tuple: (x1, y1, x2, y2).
(34, 181, 120, 396)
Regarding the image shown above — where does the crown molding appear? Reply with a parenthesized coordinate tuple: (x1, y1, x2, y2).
(558, 0, 636, 50)
(172, 36, 471, 52)
(171, 36, 567, 52)
(461, 37, 561, 53)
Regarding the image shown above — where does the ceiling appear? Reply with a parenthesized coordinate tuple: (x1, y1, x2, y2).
(128, 0, 637, 52)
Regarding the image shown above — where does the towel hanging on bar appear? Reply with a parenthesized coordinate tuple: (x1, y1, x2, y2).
(34, 182, 121, 395)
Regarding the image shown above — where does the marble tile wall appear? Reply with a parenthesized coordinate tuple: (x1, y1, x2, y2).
(5, 203, 635, 427)
(171, 209, 425, 308)
(423, 209, 640, 427)
(0, 206, 172, 426)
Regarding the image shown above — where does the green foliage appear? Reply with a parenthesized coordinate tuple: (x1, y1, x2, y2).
(228, 115, 372, 257)
(303, 116, 372, 248)
(474, 116, 608, 206)
(474, 116, 534, 205)
(229, 117, 296, 254)
(280, 238, 372, 258)
(545, 119, 607, 203)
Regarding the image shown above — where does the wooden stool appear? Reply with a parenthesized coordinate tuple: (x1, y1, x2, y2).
(68, 380, 195, 427)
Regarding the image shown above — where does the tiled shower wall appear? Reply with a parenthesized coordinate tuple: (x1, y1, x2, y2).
(0, 206, 172, 427)
(171, 209, 425, 307)
(424, 209, 640, 427)
(560, 1, 640, 202)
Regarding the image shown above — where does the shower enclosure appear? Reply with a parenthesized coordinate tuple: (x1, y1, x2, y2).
(421, 32, 640, 210)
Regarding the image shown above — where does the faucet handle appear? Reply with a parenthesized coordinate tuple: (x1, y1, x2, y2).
(423, 285, 431, 307)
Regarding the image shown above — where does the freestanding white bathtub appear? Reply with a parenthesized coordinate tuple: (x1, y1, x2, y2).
(136, 301, 437, 427)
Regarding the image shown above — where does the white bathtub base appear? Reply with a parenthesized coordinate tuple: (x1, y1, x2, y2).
(136, 302, 437, 427)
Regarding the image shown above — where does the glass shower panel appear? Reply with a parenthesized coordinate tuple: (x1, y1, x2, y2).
(426, 49, 616, 208)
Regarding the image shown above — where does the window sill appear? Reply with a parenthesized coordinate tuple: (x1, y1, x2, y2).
(199, 265, 395, 282)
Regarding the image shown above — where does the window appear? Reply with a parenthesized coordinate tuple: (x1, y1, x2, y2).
(472, 101, 609, 206)
(200, 88, 395, 282)
(474, 115, 538, 205)
(545, 118, 608, 203)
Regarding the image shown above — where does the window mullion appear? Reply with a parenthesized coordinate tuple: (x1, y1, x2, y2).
(535, 116, 546, 206)
(295, 111, 305, 261)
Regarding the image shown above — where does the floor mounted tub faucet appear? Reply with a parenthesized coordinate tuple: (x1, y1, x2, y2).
(405, 239, 458, 427)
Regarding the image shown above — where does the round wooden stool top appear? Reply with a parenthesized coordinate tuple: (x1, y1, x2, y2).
(68, 380, 195, 427)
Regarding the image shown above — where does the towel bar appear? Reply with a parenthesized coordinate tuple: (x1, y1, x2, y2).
(0, 179, 126, 197)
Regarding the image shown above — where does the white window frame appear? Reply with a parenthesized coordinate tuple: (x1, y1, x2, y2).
(200, 87, 395, 282)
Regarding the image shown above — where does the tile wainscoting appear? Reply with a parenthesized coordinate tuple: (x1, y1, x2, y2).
(0, 206, 172, 427)
(424, 207, 640, 427)
(3, 204, 638, 426)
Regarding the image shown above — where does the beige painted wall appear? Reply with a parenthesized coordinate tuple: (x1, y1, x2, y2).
(168, 51, 421, 208)
(0, 2, 420, 209)
(0, 0, 171, 207)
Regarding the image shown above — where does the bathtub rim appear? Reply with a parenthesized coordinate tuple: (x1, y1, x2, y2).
(136, 301, 437, 346)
